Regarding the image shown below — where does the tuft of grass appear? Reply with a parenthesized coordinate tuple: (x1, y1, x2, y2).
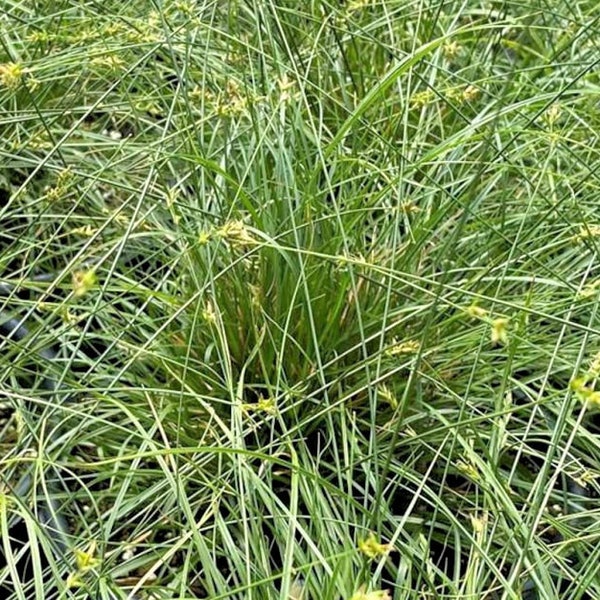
(1, 1, 600, 599)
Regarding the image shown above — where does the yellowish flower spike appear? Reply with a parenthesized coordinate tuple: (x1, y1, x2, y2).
(544, 103, 562, 126)
(589, 351, 600, 376)
(56, 167, 74, 188)
(68, 540, 101, 587)
(72, 269, 98, 297)
(465, 304, 487, 319)
(573, 224, 600, 242)
(71, 225, 96, 237)
(400, 200, 421, 214)
(386, 338, 420, 356)
(0, 62, 27, 89)
(90, 54, 125, 71)
(443, 40, 461, 59)
(215, 219, 257, 248)
(570, 377, 600, 407)
(578, 280, 600, 299)
(278, 73, 296, 102)
(457, 459, 480, 482)
(584, 390, 600, 406)
(470, 512, 488, 535)
(198, 230, 212, 245)
(349, 586, 392, 600)
(378, 385, 398, 410)
(490, 317, 509, 345)
(410, 89, 435, 109)
(202, 301, 217, 324)
(66, 572, 84, 589)
(462, 84, 480, 102)
(570, 377, 588, 394)
(347, 0, 372, 13)
(242, 395, 277, 415)
(358, 532, 394, 559)
(74, 541, 100, 571)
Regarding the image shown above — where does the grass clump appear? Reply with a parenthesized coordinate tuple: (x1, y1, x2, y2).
(1, 1, 600, 599)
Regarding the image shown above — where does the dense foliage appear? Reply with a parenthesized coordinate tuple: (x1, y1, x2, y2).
(1, 1, 600, 598)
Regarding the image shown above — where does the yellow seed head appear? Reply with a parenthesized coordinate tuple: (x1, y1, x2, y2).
(545, 103, 562, 126)
(358, 532, 394, 559)
(202, 301, 216, 324)
(198, 230, 212, 245)
(72, 270, 97, 297)
(462, 84, 480, 102)
(242, 396, 277, 415)
(443, 40, 461, 59)
(74, 541, 100, 571)
(570, 377, 600, 407)
(465, 305, 487, 319)
(90, 55, 125, 71)
(278, 73, 296, 102)
(400, 200, 421, 214)
(386, 339, 420, 356)
(578, 280, 600, 299)
(573, 224, 600, 242)
(0, 62, 26, 89)
(216, 220, 257, 248)
(66, 572, 84, 589)
(349, 586, 392, 600)
(457, 460, 479, 481)
(491, 318, 509, 345)
(470, 512, 488, 534)
(589, 351, 600, 376)
(71, 225, 96, 237)
(410, 89, 435, 109)
(347, 0, 372, 13)
(378, 385, 398, 409)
